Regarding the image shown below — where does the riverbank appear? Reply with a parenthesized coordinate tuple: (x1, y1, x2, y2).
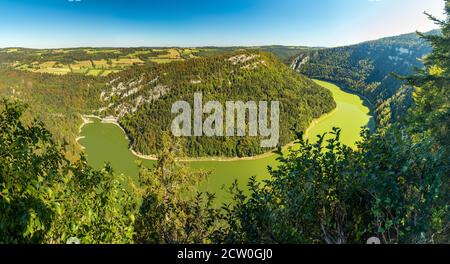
(78, 80, 369, 162)
(78, 80, 373, 203)
(75, 115, 94, 149)
(88, 116, 283, 162)
(303, 107, 338, 139)
(84, 104, 339, 162)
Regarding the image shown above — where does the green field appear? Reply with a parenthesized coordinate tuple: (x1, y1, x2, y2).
(79, 80, 373, 203)
(5, 48, 199, 76)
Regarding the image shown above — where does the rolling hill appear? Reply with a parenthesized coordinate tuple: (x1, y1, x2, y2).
(96, 51, 336, 157)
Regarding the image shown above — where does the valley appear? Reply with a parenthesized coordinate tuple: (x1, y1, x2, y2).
(1, 0, 448, 245)
(291, 30, 439, 126)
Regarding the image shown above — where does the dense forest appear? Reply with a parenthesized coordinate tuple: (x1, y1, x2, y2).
(100, 51, 335, 157)
(292, 30, 438, 126)
(0, 69, 105, 159)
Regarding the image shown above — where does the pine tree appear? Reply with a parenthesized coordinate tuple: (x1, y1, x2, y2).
(405, 1, 450, 146)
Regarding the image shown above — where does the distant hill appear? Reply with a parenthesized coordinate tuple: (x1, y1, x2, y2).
(0, 47, 212, 76)
(254, 46, 317, 63)
(0, 46, 315, 76)
(291, 30, 439, 126)
(97, 51, 336, 157)
(178, 45, 317, 64)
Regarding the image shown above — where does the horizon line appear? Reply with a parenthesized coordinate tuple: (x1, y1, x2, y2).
(0, 28, 439, 50)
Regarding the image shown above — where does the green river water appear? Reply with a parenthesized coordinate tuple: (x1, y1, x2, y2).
(79, 80, 374, 202)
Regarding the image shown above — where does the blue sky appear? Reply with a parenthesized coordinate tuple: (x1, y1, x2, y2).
(0, 0, 445, 48)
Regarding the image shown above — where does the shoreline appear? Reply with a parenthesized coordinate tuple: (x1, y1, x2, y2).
(75, 115, 94, 149)
(77, 105, 339, 162)
(76, 80, 362, 163)
(303, 107, 338, 139)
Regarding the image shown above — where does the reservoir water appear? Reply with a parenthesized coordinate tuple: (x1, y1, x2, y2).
(79, 80, 373, 202)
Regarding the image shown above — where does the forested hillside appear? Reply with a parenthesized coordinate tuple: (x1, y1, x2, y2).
(222, 6, 449, 244)
(0, 0, 448, 245)
(98, 51, 336, 157)
(0, 47, 335, 159)
(0, 69, 105, 159)
(292, 30, 439, 126)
